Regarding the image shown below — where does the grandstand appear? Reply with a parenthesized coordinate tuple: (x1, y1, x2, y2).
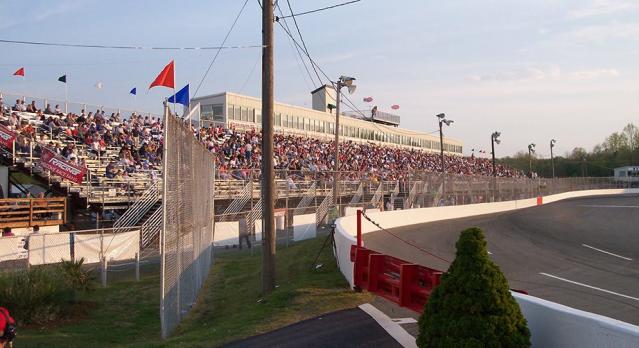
(193, 86, 464, 154)
(0, 90, 540, 247)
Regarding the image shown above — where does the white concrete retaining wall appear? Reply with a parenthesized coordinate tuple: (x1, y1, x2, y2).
(334, 188, 639, 348)
(513, 292, 639, 348)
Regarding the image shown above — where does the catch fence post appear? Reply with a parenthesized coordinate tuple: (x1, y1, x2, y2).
(101, 257, 108, 287)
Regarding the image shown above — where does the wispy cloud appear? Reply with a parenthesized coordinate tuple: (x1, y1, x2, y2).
(569, 0, 639, 19)
(566, 22, 639, 43)
(469, 65, 619, 83)
(569, 68, 619, 80)
(0, 0, 82, 30)
(469, 65, 561, 82)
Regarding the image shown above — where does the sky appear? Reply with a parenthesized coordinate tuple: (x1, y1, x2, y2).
(0, 0, 637, 157)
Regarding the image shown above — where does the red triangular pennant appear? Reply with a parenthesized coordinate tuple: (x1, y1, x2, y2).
(149, 60, 174, 89)
(13, 67, 24, 77)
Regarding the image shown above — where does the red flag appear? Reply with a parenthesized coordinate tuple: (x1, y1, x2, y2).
(149, 60, 174, 89)
(13, 67, 24, 77)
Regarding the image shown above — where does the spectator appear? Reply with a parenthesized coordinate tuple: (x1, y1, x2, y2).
(2, 227, 14, 237)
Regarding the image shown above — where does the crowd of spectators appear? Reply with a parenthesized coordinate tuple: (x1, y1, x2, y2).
(1, 97, 164, 180)
(196, 125, 524, 180)
(1, 97, 523, 184)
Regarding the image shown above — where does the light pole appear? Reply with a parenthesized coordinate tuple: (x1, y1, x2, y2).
(550, 139, 556, 178)
(436, 113, 454, 173)
(491, 132, 501, 177)
(333, 76, 356, 210)
(528, 143, 536, 177)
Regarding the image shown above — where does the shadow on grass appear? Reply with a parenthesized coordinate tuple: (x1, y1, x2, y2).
(19, 237, 372, 348)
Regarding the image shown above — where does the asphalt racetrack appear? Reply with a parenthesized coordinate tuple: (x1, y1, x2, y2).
(363, 194, 639, 325)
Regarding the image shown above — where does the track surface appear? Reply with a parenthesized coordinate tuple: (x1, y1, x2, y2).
(363, 195, 639, 325)
(222, 308, 402, 348)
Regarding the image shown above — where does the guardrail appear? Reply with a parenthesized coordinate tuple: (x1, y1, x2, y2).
(335, 189, 639, 348)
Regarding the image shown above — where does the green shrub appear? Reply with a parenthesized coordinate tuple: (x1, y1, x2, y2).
(59, 257, 94, 292)
(0, 267, 74, 325)
(417, 227, 531, 348)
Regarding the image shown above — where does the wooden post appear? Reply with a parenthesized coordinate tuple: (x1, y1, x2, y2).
(261, 0, 276, 295)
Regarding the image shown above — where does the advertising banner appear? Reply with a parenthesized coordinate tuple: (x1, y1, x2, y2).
(0, 125, 17, 148)
(40, 147, 86, 184)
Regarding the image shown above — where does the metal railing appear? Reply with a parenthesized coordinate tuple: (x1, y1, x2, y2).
(112, 181, 161, 233)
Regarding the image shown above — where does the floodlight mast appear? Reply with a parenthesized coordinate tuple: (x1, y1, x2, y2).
(333, 76, 356, 211)
(491, 131, 501, 177)
(550, 139, 557, 178)
(528, 143, 536, 176)
(437, 113, 453, 173)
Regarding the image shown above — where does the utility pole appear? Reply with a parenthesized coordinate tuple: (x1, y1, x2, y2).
(261, 0, 276, 295)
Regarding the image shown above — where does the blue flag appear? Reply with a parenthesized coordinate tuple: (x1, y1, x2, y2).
(168, 84, 189, 106)
(130, 87, 137, 95)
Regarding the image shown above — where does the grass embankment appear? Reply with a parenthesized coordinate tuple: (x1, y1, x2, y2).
(20, 237, 372, 347)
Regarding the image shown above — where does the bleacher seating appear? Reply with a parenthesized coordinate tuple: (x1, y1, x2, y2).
(0, 96, 524, 211)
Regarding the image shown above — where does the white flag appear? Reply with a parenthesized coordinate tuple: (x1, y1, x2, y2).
(95, 82, 103, 89)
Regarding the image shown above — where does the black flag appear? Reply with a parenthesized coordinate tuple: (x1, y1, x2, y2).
(58, 75, 67, 83)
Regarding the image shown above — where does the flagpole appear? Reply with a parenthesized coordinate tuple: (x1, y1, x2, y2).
(172, 59, 177, 118)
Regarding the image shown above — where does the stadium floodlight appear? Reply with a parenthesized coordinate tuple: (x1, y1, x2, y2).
(437, 113, 454, 173)
(550, 139, 557, 178)
(528, 143, 536, 176)
(333, 75, 357, 208)
(491, 132, 501, 177)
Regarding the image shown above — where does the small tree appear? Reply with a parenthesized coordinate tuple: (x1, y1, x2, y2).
(417, 227, 530, 348)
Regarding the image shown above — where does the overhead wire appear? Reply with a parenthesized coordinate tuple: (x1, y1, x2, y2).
(276, 0, 361, 19)
(275, 2, 317, 89)
(238, 53, 261, 94)
(262, 1, 442, 147)
(193, 0, 251, 98)
(283, 0, 324, 86)
(0, 38, 262, 50)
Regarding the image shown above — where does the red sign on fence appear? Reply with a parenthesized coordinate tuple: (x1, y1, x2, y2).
(0, 125, 17, 148)
(40, 147, 87, 184)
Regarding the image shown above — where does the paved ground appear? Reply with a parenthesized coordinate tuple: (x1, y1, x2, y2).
(222, 307, 404, 348)
(364, 194, 639, 325)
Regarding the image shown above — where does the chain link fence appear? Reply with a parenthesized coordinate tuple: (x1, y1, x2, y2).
(160, 109, 215, 338)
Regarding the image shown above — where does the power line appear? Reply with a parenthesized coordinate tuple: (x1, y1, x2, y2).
(193, 0, 251, 98)
(275, 2, 317, 89)
(271, 4, 445, 146)
(283, 0, 324, 86)
(238, 52, 261, 94)
(0, 38, 261, 50)
(276, 0, 361, 19)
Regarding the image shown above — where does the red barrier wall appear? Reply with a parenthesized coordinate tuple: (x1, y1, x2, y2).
(351, 245, 443, 313)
